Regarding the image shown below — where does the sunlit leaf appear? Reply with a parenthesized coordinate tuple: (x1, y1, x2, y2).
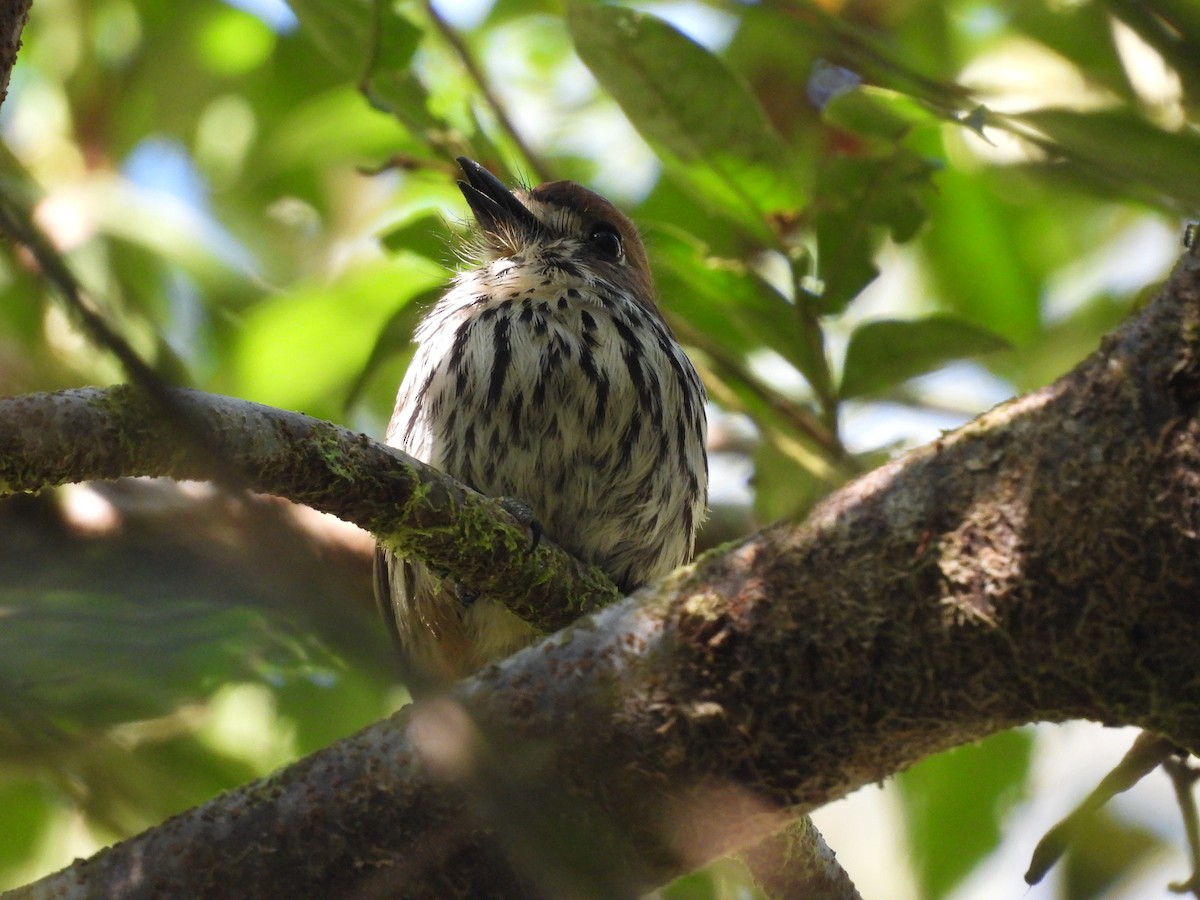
(0, 781, 54, 875)
(228, 259, 444, 419)
(920, 169, 1045, 342)
(822, 86, 938, 142)
(344, 284, 440, 412)
(840, 314, 1009, 399)
(568, 3, 803, 245)
(198, 7, 276, 76)
(897, 729, 1033, 898)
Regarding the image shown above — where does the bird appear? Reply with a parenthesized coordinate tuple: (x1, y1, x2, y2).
(374, 157, 708, 680)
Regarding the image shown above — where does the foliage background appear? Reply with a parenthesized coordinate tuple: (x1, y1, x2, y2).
(0, 0, 1197, 896)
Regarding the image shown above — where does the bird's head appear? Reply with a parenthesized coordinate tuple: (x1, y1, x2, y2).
(455, 156, 655, 304)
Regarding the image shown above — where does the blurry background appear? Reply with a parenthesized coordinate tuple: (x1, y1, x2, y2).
(1, 0, 1197, 896)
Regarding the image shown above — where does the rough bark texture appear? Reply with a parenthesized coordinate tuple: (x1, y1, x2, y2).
(3, 244, 1200, 897)
(0, 0, 29, 109)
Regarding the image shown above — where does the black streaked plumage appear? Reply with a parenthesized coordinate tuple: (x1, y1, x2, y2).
(374, 157, 708, 678)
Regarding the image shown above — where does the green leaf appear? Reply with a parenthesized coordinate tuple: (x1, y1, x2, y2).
(897, 729, 1033, 898)
(197, 7, 277, 76)
(1019, 108, 1200, 212)
(0, 781, 54, 875)
(840, 314, 1009, 399)
(815, 151, 938, 314)
(1010, 0, 1134, 101)
(568, 3, 803, 245)
(227, 258, 444, 419)
(1062, 807, 1162, 899)
(379, 212, 454, 262)
(822, 86, 938, 142)
(649, 225, 831, 397)
(919, 169, 1045, 343)
(362, 3, 432, 126)
(752, 437, 828, 523)
(0, 592, 310, 748)
(287, 0, 374, 77)
(344, 284, 441, 412)
(288, 0, 437, 131)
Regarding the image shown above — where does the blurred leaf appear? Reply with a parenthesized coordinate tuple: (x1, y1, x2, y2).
(1101, 0, 1200, 100)
(344, 283, 439, 411)
(822, 86, 938, 142)
(0, 592, 308, 753)
(0, 781, 54, 875)
(568, 3, 803, 245)
(264, 87, 418, 173)
(484, 0, 561, 26)
(815, 151, 938, 314)
(197, 7, 276, 76)
(1002, 290, 1139, 393)
(276, 669, 402, 755)
(1019, 108, 1200, 212)
(288, 0, 437, 132)
(363, 2, 440, 131)
(1062, 807, 1162, 900)
(285, 0, 374, 77)
(649, 226, 831, 397)
(1146, 0, 1200, 39)
(920, 169, 1045, 343)
(723, 5, 824, 151)
(227, 258, 443, 418)
(897, 729, 1033, 899)
(660, 856, 764, 899)
(72, 732, 265, 839)
(1010, 0, 1134, 101)
(752, 437, 828, 523)
(840, 314, 1009, 399)
(379, 211, 454, 262)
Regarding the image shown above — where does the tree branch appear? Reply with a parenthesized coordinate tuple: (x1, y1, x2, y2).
(0, 387, 619, 634)
(5, 242, 1200, 896)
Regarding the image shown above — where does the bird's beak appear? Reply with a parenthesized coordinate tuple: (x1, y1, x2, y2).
(456, 157, 541, 236)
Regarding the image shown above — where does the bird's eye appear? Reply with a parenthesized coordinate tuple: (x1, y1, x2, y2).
(589, 223, 623, 260)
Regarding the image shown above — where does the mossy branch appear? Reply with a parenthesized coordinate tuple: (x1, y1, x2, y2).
(5, 243, 1200, 897)
(0, 386, 620, 634)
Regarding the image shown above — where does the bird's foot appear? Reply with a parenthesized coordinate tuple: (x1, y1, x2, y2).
(498, 496, 542, 553)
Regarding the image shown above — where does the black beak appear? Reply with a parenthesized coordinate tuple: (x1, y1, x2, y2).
(456, 157, 541, 236)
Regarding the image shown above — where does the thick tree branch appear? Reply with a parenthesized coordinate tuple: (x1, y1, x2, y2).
(5, 243, 1200, 897)
(0, 387, 619, 633)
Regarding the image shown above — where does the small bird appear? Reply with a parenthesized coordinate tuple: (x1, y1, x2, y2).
(374, 157, 708, 679)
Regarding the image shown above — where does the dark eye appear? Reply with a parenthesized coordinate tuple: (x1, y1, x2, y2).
(589, 223, 623, 260)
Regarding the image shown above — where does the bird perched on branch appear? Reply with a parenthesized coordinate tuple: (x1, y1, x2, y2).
(374, 157, 708, 679)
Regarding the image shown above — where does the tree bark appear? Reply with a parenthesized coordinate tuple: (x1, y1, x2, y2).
(0, 386, 619, 635)
(4, 242, 1200, 897)
(0, 0, 29, 109)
